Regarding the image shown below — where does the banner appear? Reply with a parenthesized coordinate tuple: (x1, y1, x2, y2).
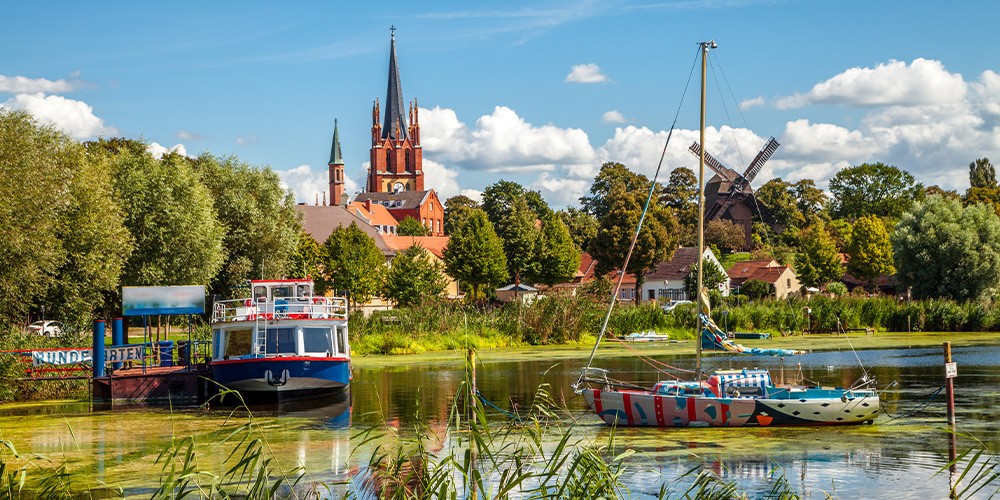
(31, 345, 146, 367)
(122, 285, 206, 316)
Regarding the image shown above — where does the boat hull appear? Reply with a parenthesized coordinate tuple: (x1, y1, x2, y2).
(582, 387, 879, 427)
(211, 357, 350, 403)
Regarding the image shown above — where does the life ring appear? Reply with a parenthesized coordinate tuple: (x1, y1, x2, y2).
(244, 299, 253, 306)
(312, 297, 325, 304)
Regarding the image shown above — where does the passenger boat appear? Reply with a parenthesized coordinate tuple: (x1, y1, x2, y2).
(210, 279, 350, 403)
(574, 40, 879, 427)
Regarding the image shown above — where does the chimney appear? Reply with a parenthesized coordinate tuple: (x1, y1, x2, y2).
(364, 199, 372, 212)
(322, 191, 327, 206)
(315, 193, 319, 206)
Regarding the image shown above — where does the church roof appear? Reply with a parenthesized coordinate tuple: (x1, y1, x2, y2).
(382, 31, 407, 141)
(329, 119, 343, 165)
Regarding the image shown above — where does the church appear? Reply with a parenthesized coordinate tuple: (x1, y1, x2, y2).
(327, 29, 444, 236)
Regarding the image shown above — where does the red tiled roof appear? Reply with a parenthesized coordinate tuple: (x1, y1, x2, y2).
(726, 260, 789, 286)
(348, 201, 399, 227)
(382, 235, 450, 260)
(644, 247, 701, 281)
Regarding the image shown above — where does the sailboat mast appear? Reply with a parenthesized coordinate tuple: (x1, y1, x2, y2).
(696, 40, 716, 378)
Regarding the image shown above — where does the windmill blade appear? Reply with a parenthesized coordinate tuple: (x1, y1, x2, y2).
(688, 142, 737, 181)
(741, 137, 780, 184)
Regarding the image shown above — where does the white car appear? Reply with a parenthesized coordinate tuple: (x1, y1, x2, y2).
(661, 300, 693, 312)
(28, 320, 64, 338)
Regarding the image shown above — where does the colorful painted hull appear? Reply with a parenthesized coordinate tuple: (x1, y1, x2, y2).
(211, 356, 350, 403)
(582, 387, 879, 427)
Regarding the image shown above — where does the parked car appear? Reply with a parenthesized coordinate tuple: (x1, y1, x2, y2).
(661, 300, 693, 312)
(28, 320, 64, 338)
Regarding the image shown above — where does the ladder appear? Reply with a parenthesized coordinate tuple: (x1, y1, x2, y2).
(254, 300, 267, 355)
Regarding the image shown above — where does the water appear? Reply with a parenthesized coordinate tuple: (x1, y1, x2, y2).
(1, 343, 996, 498)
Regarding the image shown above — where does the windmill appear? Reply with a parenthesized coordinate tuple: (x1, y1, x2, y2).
(688, 137, 780, 248)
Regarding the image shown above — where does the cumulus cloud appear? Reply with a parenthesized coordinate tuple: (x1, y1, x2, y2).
(421, 158, 463, 200)
(276, 163, 358, 205)
(602, 110, 626, 123)
(565, 63, 609, 83)
(147, 142, 189, 159)
(739, 96, 765, 110)
(0, 75, 77, 94)
(176, 129, 206, 141)
(2, 92, 116, 139)
(460, 189, 483, 203)
(775, 58, 966, 109)
(529, 172, 592, 208)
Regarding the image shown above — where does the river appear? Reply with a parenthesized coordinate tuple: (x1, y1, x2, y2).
(0, 343, 996, 498)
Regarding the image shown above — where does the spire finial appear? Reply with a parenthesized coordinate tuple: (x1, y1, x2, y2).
(390, 25, 396, 38)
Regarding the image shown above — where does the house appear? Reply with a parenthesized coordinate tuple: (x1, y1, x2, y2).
(296, 204, 393, 258)
(495, 283, 538, 303)
(640, 247, 730, 303)
(348, 200, 399, 235)
(727, 260, 801, 299)
(353, 190, 444, 236)
(545, 252, 598, 295)
(382, 234, 461, 299)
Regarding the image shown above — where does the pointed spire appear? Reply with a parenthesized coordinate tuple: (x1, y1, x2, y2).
(382, 27, 408, 141)
(329, 119, 343, 165)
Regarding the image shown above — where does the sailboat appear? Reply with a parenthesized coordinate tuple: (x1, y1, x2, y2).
(574, 41, 879, 427)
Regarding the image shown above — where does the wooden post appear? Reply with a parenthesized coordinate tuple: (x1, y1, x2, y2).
(944, 342, 958, 498)
(944, 342, 956, 426)
(468, 348, 477, 423)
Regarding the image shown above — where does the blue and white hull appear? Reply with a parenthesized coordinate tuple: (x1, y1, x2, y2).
(211, 356, 350, 402)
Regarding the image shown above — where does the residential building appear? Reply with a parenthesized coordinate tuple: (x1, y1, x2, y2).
(353, 190, 444, 236)
(640, 247, 730, 303)
(382, 234, 460, 299)
(727, 260, 801, 299)
(348, 200, 399, 235)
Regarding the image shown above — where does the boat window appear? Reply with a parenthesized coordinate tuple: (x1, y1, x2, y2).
(264, 327, 296, 354)
(224, 328, 253, 358)
(296, 284, 308, 299)
(303, 327, 333, 354)
(272, 286, 292, 299)
(253, 286, 267, 302)
(336, 326, 348, 355)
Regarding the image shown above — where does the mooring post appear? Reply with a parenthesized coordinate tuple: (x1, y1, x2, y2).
(944, 341, 958, 497)
(468, 348, 477, 422)
(111, 318, 124, 371)
(93, 320, 106, 378)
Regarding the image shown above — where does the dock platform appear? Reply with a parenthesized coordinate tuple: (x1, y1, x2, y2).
(92, 365, 211, 406)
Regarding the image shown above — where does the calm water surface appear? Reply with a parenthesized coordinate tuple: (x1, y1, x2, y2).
(1, 343, 996, 498)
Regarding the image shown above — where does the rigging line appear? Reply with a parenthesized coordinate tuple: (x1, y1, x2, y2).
(608, 336, 696, 375)
(584, 45, 702, 371)
(708, 57, 747, 168)
(837, 316, 870, 378)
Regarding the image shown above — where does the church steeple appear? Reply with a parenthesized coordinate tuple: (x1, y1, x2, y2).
(328, 119, 345, 206)
(382, 27, 407, 141)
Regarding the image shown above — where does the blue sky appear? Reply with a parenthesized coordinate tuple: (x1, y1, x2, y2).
(4, 1, 999, 208)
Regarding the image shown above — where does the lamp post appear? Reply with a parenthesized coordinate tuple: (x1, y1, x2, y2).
(720, 309, 729, 334)
(802, 307, 812, 333)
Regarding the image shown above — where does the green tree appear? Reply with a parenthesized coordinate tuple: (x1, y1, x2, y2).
(190, 154, 300, 297)
(794, 222, 845, 288)
(846, 215, 895, 288)
(892, 195, 1000, 300)
(528, 211, 580, 286)
(829, 162, 923, 220)
(290, 229, 323, 291)
(705, 219, 746, 254)
(558, 207, 598, 251)
(496, 196, 541, 284)
(397, 216, 430, 236)
(320, 223, 386, 307)
(384, 244, 447, 307)
(739, 278, 774, 300)
(969, 157, 996, 189)
(443, 209, 508, 299)
(756, 178, 804, 230)
(112, 149, 225, 287)
(482, 180, 550, 224)
(581, 162, 660, 220)
(443, 195, 480, 235)
(661, 167, 698, 245)
(684, 258, 727, 299)
(925, 185, 961, 200)
(793, 179, 828, 219)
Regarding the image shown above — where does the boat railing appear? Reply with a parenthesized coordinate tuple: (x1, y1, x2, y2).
(212, 296, 349, 323)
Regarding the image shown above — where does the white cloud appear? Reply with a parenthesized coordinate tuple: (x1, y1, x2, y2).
(176, 129, 206, 141)
(421, 158, 463, 200)
(421, 105, 596, 172)
(739, 96, 765, 110)
(147, 142, 189, 159)
(2, 92, 116, 139)
(276, 163, 358, 205)
(565, 63, 609, 83)
(0, 75, 76, 94)
(460, 189, 483, 203)
(529, 172, 591, 208)
(236, 133, 259, 146)
(602, 110, 626, 123)
(775, 58, 966, 109)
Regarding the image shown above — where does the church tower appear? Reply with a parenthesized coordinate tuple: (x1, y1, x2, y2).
(368, 28, 423, 194)
(328, 119, 345, 205)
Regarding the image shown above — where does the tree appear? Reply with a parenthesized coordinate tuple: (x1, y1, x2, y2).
(661, 167, 698, 245)
(969, 157, 996, 189)
(794, 222, 845, 288)
(482, 180, 550, 224)
(290, 229, 323, 291)
(580, 162, 661, 220)
(756, 178, 804, 230)
(925, 185, 961, 201)
(588, 176, 676, 304)
(384, 244, 447, 307)
(793, 179, 828, 219)
(444, 194, 480, 235)
(397, 216, 430, 236)
(443, 209, 508, 299)
(528, 212, 581, 286)
(705, 219, 746, 254)
(829, 162, 923, 220)
(320, 223, 386, 307)
(846, 215, 895, 288)
(112, 149, 225, 287)
(684, 258, 727, 299)
(892, 195, 1000, 301)
(496, 196, 541, 284)
(558, 207, 598, 251)
(191, 154, 300, 297)
(739, 279, 774, 300)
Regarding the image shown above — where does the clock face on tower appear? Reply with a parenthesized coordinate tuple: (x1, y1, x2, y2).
(392, 182, 405, 193)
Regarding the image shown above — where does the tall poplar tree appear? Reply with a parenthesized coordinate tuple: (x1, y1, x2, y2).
(443, 209, 508, 299)
(794, 221, 844, 288)
(320, 223, 386, 308)
(528, 212, 581, 286)
(846, 215, 895, 288)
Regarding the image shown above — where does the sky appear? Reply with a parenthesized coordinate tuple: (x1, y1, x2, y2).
(4, 1, 1000, 209)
